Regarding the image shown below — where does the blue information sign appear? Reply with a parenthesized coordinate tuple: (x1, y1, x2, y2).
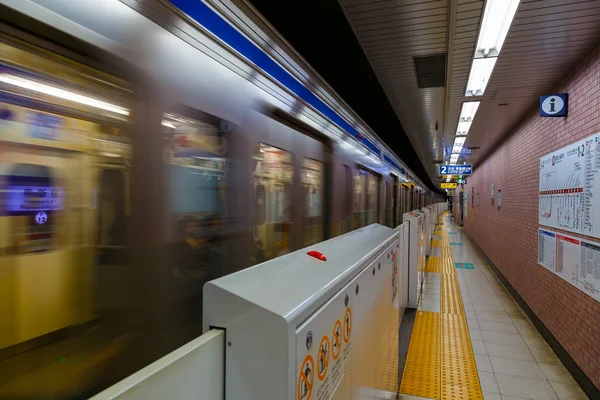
(439, 164, 472, 175)
(540, 93, 568, 117)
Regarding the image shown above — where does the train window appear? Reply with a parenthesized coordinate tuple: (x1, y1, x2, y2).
(302, 158, 323, 246)
(338, 165, 352, 235)
(253, 143, 294, 262)
(384, 181, 390, 227)
(3, 164, 60, 254)
(366, 171, 379, 226)
(97, 169, 128, 265)
(353, 168, 367, 229)
(353, 167, 379, 229)
(165, 112, 227, 280)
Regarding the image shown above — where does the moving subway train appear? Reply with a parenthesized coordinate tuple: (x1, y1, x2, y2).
(0, 0, 441, 397)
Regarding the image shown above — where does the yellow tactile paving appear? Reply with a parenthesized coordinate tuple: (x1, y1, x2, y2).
(374, 301, 400, 393)
(399, 211, 483, 400)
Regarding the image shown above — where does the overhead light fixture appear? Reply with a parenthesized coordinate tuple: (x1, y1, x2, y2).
(456, 121, 472, 136)
(452, 137, 466, 154)
(450, 154, 459, 163)
(465, 57, 497, 96)
(0, 73, 130, 116)
(476, 0, 521, 58)
(459, 101, 480, 122)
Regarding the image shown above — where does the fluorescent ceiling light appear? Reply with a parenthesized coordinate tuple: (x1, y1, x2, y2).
(465, 57, 497, 96)
(456, 121, 472, 136)
(459, 101, 480, 123)
(162, 121, 176, 129)
(450, 154, 459, 163)
(0, 73, 130, 116)
(476, 0, 521, 58)
(452, 137, 466, 154)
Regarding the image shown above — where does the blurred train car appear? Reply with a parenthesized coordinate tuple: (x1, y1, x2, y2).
(0, 0, 440, 398)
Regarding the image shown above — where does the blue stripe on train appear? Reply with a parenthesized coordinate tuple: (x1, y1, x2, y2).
(169, 0, 383, 158)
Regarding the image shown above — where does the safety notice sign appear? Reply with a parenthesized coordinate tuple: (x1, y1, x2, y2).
(296, 290, 352, 400)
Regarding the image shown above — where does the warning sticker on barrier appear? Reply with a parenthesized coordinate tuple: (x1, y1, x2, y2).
(331, 320, 341, 360)
(343, 308, 352, 343)
(297, 355, 314, 400)
(317, 335, 330, 381)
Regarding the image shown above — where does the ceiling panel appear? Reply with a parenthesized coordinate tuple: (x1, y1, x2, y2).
(445, 0, 600, 167)
(338, 0, 600, 185)
(339, 0, 450, 181)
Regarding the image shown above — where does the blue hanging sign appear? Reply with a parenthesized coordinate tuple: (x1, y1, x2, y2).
(540, 93, 568, 117)
(439, 164, 472, 175)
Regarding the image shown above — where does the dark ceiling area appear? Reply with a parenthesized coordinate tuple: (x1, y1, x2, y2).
(247, 0, 435, 190)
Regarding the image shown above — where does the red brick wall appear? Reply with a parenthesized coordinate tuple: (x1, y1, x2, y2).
(453, 44, 600, 388)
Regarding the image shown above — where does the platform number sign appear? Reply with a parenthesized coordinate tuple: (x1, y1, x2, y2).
(440, 165, 472, 175)
(35, 212, 48, 225)
(540, 93, 568, 117)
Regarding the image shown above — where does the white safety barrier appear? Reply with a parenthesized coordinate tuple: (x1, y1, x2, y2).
(92, 219, 444, 399)
(90, 330, 225, 400)
(204, 224, 405, 399)
(403, 210, 427, 308)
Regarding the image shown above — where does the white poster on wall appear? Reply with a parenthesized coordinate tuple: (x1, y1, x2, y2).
(537, 228, 600, 302)
(539, 132, 600, 238)
(538, 229, 556, 272)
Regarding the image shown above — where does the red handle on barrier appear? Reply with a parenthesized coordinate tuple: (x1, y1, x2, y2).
(307, 251, 327, 261)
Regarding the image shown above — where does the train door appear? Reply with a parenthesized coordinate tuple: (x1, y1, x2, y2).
(335, 164, 353, 236)
(384, 180, 390, 227)
(93, 152, 131, 313)
(391, 175, 398, 226)
(0, 146, 86, 348)
(353, 166, 379, 229)
(251, 115, 327, 262)
(0, 36, 133, 354)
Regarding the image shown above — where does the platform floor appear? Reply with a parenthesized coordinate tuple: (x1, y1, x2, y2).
(395, 213, 588, 400)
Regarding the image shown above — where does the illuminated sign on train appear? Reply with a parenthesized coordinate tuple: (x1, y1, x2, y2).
(5, 186, 64, 212)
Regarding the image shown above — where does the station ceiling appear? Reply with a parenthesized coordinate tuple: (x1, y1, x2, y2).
(248, 0, 600, 190)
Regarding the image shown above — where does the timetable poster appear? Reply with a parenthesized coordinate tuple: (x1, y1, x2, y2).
(537, 228, 600, 302)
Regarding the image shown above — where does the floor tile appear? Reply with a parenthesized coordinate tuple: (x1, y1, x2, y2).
(482, 392, 502, 400)
(503, 306, 526, 317)
(495, 373, 557, 399)
(472, 340, 488, 355)
(485, 342, 534, 361)
(474, 304, 509, 314)
(489, 356, 546, 380)
(521, 334, 551, 350)
(466, 319, 480, 330)
(482, 330, 526, 346)
(469, 328, 484, 341)
(475, 353, 493, 372)
(548, 380, 588, 400)
(478, 320, 519, 334)
(529, 346, 562, 365)
(479, 371, 500, 394)
(477, 311, 514, 324)
(470, 296, 504, 307)
(538, 363, 575, 384)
